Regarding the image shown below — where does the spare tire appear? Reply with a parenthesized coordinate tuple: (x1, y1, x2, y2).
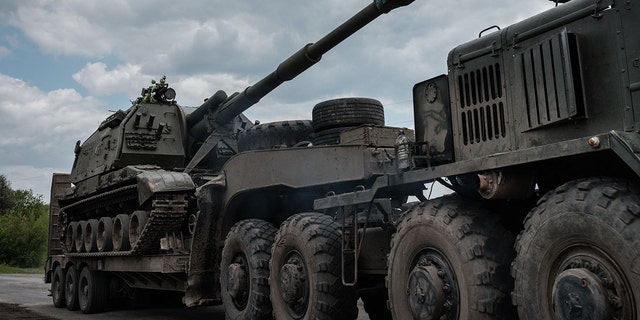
(312, 98, 384, 132)
(237, 120, 312, 152)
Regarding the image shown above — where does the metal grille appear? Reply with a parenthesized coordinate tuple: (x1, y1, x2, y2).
(457, 63, 507, 145)
(517, 30, 584, 130)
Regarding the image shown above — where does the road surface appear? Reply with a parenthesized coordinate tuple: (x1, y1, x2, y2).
(0, 274, 372, 319)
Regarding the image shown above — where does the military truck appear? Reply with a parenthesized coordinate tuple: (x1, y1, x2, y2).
(46, 0, 640, 319)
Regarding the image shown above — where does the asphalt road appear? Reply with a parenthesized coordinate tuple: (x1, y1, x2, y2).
(0, 274, 372, 319)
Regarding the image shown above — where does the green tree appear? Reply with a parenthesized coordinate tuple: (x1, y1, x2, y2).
(0, 174, 49, 268)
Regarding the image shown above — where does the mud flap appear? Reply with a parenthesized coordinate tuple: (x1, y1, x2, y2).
(184, 175, 225, 307)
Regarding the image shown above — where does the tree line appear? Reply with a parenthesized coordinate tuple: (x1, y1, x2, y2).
(0, 174, 49, 268)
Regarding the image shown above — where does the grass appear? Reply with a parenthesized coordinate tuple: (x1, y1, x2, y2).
(0, 264, 43, 274)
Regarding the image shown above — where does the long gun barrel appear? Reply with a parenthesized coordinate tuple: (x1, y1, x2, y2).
(212, 0, 415, 125)
(185, 0, 414, 172)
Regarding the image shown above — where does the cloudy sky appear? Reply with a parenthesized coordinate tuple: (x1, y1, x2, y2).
(0, 0, 554, 201)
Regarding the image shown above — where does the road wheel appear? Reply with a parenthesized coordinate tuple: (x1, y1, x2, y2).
(75, 221, 87, 253)
(270, 213, 357, 320)
(113, 214, 130, 251)
(387, 196, 516, 319)
(237, 120, 313, 152)
(312, 98, 384, 132)
(512, 177, 640, 319)
(51, 266, 66, 308)
(129, 210, 148, 248)
(84, 219, 99, 252)
(65, 265, 80, 311)
(97, 217, 113, 252)
(221, 219, 276, 320)
(78, 267, 108, 314)
(65, 222, 78, 253)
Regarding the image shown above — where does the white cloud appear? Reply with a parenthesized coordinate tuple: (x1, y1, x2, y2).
(73, 62, 145, 96)
(0, 74, 108, 199)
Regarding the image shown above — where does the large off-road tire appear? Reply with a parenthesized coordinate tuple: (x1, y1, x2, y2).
(312, 98, 384, 132)
(270, 213, 358, 320)
(387, 196, 516, 319)
(78, 267, 108, 314)
(220, 219, 277, 320)
(65, 265, 80, 311)
(51, 266, 66, 308)
(237, 120, 313, 152)
(512, 177, 640, 319)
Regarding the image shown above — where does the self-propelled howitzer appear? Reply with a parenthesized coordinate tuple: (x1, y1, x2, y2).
(48, 0, 414, 317)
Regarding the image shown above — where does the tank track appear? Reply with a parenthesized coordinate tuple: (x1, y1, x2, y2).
(65, 192, 189, 258)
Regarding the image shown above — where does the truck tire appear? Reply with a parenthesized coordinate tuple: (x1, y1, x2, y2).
(129, 210, 148, 248)
(51, 266, 66, 308)
(387, 196, 516, 319)
(512, 177, 640, 320)
(84, 219, 99, 252)
(220, 219, 276, 320)
(113, 214, 130, 251)
(270, 213, 358, 320)
(78, 267, 108, 314)
(312, 98, 384, 132)
(65, 222, 78, 253)
(65, 265, 80, 311)
(237, 120, 313, 152)
(97, 217, 113, 252)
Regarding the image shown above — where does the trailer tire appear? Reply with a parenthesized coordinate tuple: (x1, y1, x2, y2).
(78, 267, 108, 314)
(52, 266, 66, 308)
(65, 265, 80, 311)
(97, 217, 113, 252)
(387, 196, 516, 319)
(129, 210, 148, 248)
(84, 219, 99, 252)
(113, 214, 130, 251)
(220, 219, 276, 320)
(237, 120, 313, 152)
(312, 98, 384, 132)
(512, 177, 640, 319)
(270, 213, 358, 320)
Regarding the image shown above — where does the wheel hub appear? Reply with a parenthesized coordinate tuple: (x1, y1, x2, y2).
(227, 262, 247, 300)
(279, 258, 305, 306)
(553, 268, 609, 320)
(407, 259, 450, 319)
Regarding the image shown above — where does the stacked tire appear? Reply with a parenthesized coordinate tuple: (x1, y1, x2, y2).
(311, 98, 384, 146)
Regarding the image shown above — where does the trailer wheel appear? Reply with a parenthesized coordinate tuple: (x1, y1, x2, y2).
(270, 213, 358, 320)
(65, 265, 80, 311)
(387, 195, 516, 319)
(220, 219, 276, 320)
(512, 177, 640, 319)
(237, 120, 313, 152)
(312, 97, 384, 132)
(78, 267, 108, 314)
(51, 266, 66, 308)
